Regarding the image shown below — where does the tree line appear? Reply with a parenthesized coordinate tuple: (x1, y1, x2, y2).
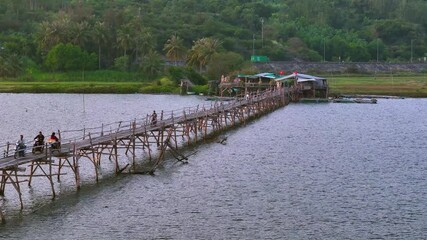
(0, 0, 426, 81)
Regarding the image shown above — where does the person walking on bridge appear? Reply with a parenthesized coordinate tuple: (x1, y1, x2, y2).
(151, 110, 157, 126)
(15, 135, 26, 157)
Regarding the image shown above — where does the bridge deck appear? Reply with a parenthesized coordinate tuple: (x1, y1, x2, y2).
(0, 97, 256, 170)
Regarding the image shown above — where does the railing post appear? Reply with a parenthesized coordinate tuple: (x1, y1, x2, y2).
(116, 121, 122, 133)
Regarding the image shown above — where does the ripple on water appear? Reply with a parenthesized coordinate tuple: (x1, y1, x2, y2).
(0, 96, 426, 239)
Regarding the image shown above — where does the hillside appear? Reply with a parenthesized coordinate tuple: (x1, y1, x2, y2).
(0, 0, 426, 80)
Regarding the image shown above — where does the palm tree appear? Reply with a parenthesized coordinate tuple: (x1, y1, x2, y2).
(94, 21, 108, 69)
(70, 21, 90, 49)
(135, 30, 155, 59)
(140, 50, 164, 78)
(163, 34, 186, 66)
(116, 24, 133, 56)
(187, 37, 222, 72)
(36, 13, 71, 53)
(199, 37, 221, 68)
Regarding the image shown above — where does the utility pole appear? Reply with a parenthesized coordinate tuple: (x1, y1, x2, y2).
(323, 38, 326, 62)
(260, 18, 264, 48)
(252, 34, 255, 56)
(376, 39, 379, 62)
(411, 39, 414, 63)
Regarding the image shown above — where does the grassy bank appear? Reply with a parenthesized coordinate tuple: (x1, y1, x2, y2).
(326, 73, 427, 97)
(0, 70, 181, 94)
(1, 71, 426, 97)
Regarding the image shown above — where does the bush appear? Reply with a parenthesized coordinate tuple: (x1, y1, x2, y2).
(114, 55, 130, 72)
(185, 67, 207, 85)
(44, 43, 97, 72)
(166, 66, 186, 84)
(166, 66, 207, 85)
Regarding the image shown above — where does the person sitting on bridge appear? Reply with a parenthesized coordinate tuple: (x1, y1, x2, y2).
(48, 132, 60, 149)
(32, 131, 45, 153)
(34, 131, 45, 145)
(151, 110, 157, 126)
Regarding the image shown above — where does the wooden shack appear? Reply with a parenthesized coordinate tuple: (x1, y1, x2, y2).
(180, 79, 194, 95)
(275, 72, 328, 98)
(219, 73, 277, 97)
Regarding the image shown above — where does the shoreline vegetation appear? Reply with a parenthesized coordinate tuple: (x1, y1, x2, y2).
(0, 71, 426, 98)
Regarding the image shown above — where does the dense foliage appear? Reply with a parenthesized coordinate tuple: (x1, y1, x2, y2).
(0, 0, 426, 79)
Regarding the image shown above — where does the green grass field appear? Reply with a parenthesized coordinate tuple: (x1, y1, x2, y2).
(326, 73, 427, 97)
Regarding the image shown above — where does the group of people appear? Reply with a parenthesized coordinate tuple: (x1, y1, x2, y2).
(15, 131, 60, 157)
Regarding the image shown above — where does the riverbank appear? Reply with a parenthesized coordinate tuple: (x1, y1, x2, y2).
(0, 70, 181, 94)
(1, 72, 426, 97)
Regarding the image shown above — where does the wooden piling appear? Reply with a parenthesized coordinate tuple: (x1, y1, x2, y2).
(0, 87, 295, 219)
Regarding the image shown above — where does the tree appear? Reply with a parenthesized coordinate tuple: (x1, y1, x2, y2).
(206, 52, 244, 80)
(140, 50, 164, 78)
(367, 39, 387, 61)
(375, 19, 417, 45)
(93, 21, 108, 69)
(163, 34, 186, 65)
(134, 29, 156, 58)
(116, 23, 133, 56)
(70, 20, 91, 49)
(186, 37, 222, 72)
(44, 43, 96, 72)
(36, 13, 72, 53)
(0, 53, 23, 77)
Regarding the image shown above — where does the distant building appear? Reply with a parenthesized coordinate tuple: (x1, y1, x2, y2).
(218, 72, 276, 97)
(217, 71, 328, 99)
(275, 72, 328, 98)
(180, 79, 194, 95)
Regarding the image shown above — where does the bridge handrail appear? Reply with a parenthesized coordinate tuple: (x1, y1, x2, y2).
(57, 104, 215, 142)
(1, 88, 283, 159)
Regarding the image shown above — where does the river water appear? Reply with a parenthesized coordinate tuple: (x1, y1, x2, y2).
(0, 94, 426, 239)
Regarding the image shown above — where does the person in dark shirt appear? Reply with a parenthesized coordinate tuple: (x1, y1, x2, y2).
(151, 110, 157, 125)
(34, 131, 45, 145)
(32, 131, 45, 153)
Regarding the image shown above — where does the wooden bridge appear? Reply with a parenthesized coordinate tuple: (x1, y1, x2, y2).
(0, 88, 292, 222)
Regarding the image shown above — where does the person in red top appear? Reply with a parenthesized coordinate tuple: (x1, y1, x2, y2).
(48, 132, 60, 149)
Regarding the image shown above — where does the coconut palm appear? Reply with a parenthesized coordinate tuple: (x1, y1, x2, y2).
(140, 50, 164, 78)
(116, 23, 134, 56)
(94, 21, 108, 69)
(163, 34, 186, 66)
(36, 13, 71, 52)
(187, 37, 222, 72)
(135, 30, 156, 58)
(70, 21, 91, 49)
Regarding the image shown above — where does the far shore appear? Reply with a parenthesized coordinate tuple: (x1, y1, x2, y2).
(1, 72, 426, 97)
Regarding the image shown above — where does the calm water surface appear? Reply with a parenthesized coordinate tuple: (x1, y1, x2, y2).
(0, 94, 426, 240)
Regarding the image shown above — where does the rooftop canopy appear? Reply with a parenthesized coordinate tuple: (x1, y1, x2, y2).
(275, 72, 326, 82)
(237, 72, 277, 79)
